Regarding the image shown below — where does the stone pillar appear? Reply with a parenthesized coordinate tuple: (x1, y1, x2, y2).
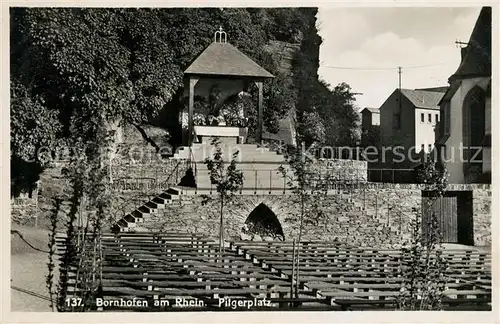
(256, 81, 263, 143)
(188, 77, 199, 146)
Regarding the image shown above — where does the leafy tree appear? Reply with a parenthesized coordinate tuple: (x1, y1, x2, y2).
(11, 7, 325, 172)
(297, 111, 326, 145)
(416, 154, 449, 188)
(397, 156, 449, 310)
(204, 139, 244, 256)
(279, 144, 331, 298)
(314, 81, 361, 147)
(10, 81, 62, 164)
(291, 12, 360, 148)
(361, 125, 381, 148)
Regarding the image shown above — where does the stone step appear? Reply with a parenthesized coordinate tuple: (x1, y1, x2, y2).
(174, 144, 274, 153)
(152, 197, 166, 204)
(193, 172, 291, 180)
(172, 145, 285, 162)
(145, 201, 164, 210)
(117, 219, 128, 227)
(180, 147, 278, 155)
(194, 163, 290, 170)
(125, 221, 136, 228)
(165, 188, 182, 196)
(179, 157, 286, 164)
(138, 205, 153, 213)
(173, 151, 283, 159)
(124, 214, 137, 223)
(131, 210, 143, 218)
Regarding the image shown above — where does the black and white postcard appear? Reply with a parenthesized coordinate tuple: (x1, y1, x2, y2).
(3, 2, 498, 323)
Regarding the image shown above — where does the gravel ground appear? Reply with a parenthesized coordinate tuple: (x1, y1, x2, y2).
(11, 225, 58, 312)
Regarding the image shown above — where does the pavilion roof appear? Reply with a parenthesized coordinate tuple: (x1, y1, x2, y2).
(184, 42, 274, 78)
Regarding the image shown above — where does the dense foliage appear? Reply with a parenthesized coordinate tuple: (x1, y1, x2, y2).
(11, 7, 360, 194)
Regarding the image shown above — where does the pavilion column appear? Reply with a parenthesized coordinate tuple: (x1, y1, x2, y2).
(256, 81, 263, 143)
(188, 77, 199, 146)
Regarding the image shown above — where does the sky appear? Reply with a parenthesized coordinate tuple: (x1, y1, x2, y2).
(316, 7, 481, 110)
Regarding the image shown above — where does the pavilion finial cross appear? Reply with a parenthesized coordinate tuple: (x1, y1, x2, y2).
(214, 26, 227, 43)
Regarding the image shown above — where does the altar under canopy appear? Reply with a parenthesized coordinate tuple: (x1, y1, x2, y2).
(182, 27, 274, 146)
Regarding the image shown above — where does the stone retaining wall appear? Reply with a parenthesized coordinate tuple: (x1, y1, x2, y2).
(20, 153, 490, 249)
(312, 159, 368, 182)
(32, 159, 190, 228)
(147, 183, 490, 249)
(11, 196, 39, 226)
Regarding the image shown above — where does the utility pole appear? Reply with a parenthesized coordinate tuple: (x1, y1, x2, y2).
(398, 66, 402, 92)
(398, 66, 402, 116)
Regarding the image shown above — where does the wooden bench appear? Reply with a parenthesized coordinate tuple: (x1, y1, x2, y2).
(277, 266, 400, 276)
(102, 286, 293, 299)
(100, 272, 284, 281)
(299, 276, 404, 284)
(240, 249, 400, 260)
(263, 260, 401, 269)
(331, 296, 491, 310)
(102, 243, 219, 251)
(323, 290, 400, 301)
(103, 279, 292, 290)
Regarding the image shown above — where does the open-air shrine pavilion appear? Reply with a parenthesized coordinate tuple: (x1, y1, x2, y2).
(172, 28, 290, 191)
(182, 27, 274, 146)
(80, 28, 491, 311)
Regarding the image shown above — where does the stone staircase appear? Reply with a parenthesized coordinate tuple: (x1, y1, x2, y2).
(112, 187, 180, 232)
(173, 142, 293, 190)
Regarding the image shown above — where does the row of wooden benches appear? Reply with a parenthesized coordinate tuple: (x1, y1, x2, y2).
(229, 241, 492, 308)
(58, 232, 492, 311)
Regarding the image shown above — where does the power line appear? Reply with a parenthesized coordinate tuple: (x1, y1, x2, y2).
(320, 66, 396, 71)
(320, 61, 453, 71)
(405, 62, 454, 69)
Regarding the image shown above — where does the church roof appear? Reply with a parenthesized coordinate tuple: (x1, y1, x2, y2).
(184, 42, 274, 78)
(450, 7, 491, 81)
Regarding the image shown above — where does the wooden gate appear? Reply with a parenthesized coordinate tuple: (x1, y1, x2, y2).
(422, 192, 458, 243)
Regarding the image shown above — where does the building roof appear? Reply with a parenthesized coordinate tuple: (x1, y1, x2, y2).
(184, 42, 275, 78)
(400, 89, 446, 110)
(449, 7, 491, 81)
(361, 107, 380, 114)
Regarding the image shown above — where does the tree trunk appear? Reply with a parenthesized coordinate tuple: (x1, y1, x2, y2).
(295, 194, 305, 298)
(219, 195, 224, 262)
